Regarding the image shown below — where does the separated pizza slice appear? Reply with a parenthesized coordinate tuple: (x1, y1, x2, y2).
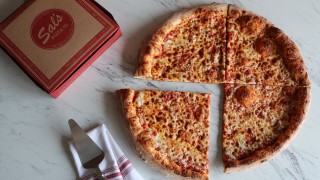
(226, 5, 310, 86)
(135, 3, 228, 84)
(223, 84, 310, 172)
(117, 89, 210, 179)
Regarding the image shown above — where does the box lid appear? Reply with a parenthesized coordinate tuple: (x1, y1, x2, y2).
(0, 0, 119, 93)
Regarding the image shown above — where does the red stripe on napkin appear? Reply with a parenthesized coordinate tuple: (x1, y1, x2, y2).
(119, 160, 130, 171)
(117, 155, 126, 164)
(102, 166, 118, 174)
(122, 165, 134, 177)
(105, 172, 122, 179)
(81, 156, 134, 180)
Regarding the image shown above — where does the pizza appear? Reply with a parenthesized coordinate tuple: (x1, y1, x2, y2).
(117, 89, 211, 179)
(226, 5, 310, 86)
(223, 84, 310, 172)
(128, 2, 311, 176)
(135, 3, 228, 84)
(135, 3, 310, 86)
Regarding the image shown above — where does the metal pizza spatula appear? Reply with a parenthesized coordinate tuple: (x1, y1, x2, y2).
(68, 119, 105, 180)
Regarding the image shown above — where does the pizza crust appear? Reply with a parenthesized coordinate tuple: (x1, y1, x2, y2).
(224, 86, 311, 173)
(266, 26, 310, 86)
(116, 89, 208, 179)
(135, 3, 228, 79)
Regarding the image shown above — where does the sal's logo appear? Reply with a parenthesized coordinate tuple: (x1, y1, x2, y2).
(31, 9, 74, 50)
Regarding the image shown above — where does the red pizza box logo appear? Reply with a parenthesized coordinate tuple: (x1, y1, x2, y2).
(31, 9, 74, 50)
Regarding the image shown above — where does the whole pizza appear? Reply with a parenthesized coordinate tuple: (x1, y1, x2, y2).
(117, 2, 311, 180)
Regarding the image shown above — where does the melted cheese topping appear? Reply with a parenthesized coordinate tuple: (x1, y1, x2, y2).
(223, 84, 301, 162)
(133, 90, 210, 173)
(226, 8, 296, 85)
(151, 8, 226, 83)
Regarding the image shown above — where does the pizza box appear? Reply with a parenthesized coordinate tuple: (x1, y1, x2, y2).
(0, 0, 121, 98)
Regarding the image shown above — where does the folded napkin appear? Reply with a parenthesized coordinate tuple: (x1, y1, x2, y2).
(69, 123, 144, 180)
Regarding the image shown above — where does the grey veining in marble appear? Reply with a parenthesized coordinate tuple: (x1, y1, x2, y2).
(0, 0, 320, 180)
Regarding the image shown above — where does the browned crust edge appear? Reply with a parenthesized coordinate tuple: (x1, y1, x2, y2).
(116, 89, 209, 180)
(135, 3, 228, 79)
(227, 4, 310, 86)
(266, 26, 311, 86)
(223, 86, 311, 173)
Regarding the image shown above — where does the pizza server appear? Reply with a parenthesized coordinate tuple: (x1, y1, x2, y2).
(68, 119, 105, 180)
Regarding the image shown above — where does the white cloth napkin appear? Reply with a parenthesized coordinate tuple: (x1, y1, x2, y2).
(69, 123, 144, 180)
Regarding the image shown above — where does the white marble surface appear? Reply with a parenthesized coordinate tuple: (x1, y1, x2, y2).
(0, 0, 320, 179)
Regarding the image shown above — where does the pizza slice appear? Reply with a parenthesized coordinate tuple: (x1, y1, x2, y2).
(226, 5, 310, 86)
(135, 3, 228, 84)
(117, 89, 210, 179)
(223, 84, 310, 172)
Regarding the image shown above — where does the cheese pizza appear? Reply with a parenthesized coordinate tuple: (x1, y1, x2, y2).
(226, 5, 310, 86)
(128, 2, 311, 176)
(117, 89, 211, 179)
(223, 84, 310, 172)
(135, 3, 227, 84)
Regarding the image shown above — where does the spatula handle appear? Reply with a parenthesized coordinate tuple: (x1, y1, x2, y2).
(95, 167, 105, 180)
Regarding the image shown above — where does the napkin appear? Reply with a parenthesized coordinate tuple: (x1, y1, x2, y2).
(69, 123, 144, 180)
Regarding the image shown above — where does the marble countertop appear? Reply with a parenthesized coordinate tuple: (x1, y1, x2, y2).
(1, 0, 320, 179)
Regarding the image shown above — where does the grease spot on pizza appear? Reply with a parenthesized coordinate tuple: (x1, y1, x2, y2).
(254, 36, 276, 59)
(236, 15, 266, 37)
(234, 86, 257, 107)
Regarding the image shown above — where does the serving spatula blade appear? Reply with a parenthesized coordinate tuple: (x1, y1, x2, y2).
(68, 119, 105, 179)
